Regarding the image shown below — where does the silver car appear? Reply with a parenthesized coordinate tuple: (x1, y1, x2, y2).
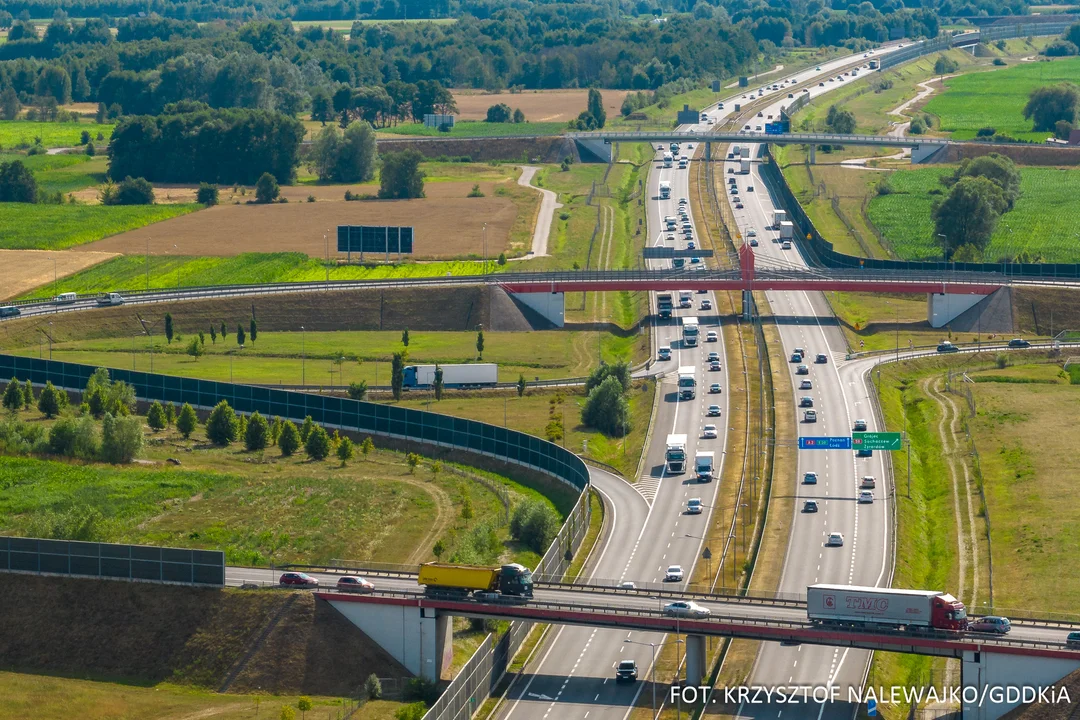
(969, 616, 1011, 634)
(664, 600, 711, 618)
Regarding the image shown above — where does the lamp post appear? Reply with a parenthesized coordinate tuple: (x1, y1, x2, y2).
(623, 637, 683, 720)
(51, 256, 58, 313)
(483, 223, 488, 274)
(885, 300, 899, 363)
(146, 236, 151, 290)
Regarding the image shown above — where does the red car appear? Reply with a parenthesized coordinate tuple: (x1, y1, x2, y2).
(336, 576, 375, 593)
(279, 572, 319, 588)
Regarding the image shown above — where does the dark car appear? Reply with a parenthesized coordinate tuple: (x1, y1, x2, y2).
(279, 572, 319, 588)
(1066, 631, 1080, 649)
(0, 306, 21, 318)
(791, 352, 803, 363)
(937, 342, 960, 353)
(815, 353, 828, 364)
(796, 365, 809, 375)
(856, 448, 873, 458)
(799, 396, 814, 407)
(1008, 338, 1031, 348)
(735, 202, 744, 209)
(803, 500, 819, 513)
(616, 659, 639, 682)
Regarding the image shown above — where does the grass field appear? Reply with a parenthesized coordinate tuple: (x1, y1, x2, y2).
(15, 328, 598, 383)
(376, 120, 567, 138)
(0, 153, 107, 195)
(924, 56, 1080, 141)
(0, 203, 201, 251)
(866, 166, 1080, 262)
(0, 120, 114, 149)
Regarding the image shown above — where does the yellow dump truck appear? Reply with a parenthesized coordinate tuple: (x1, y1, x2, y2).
(418, 562, 534, 600)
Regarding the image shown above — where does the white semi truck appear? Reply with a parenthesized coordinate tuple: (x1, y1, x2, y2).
(659, 180, 671, 200)
(666, 434, 688, 474)
(663, 152, 673, 168)
(682, 317, 699, 347)
(403, 364, 498, 388)
(677, 366, 696, 400)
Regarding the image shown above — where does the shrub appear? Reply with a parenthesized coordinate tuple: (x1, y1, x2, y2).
(245, 411, 269, 451)
(337, 436, 354, 463)
(48, 415, 98, 459)
(305, 425, 331, 460)
(347, 381, 368, 400)
(467, 183, 485, 197)
(279, 420, 301, 456)
(395, 703, 428, 720)
(255, 172, 279, 203)
(299, 416, 315, 442)
(206, 400, 239, 446)
(177, 403, 198, 438)
(364, 673, 382, 700)
(147, 401, 167, 431)
(510, 499, 560, 554)
(100, 412, 145, 464)
(102, 176, 155, 205)
(186, 337, 204, 358)
(37, 381, 67, 419)
(976, 127, 996, 138)
(3, 378, 23, 414)
(992, 58, 1007, 66)
(197, 182, 219, 206)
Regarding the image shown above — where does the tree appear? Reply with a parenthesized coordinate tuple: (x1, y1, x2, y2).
(337, 436, 354, 464)
(433, 365, 444, 401)
(1023, 83, 1079, 132)
(3, 378, 23, 414)
(347, 381, 368, 400)
(407, 452, 420, 473)
(360, 436, 374, 459)
(255, 172, 280, 203)
(310, 87, 333, 125)
(432, 539, 446, 559)
(401, 328, 410, 347)
(585, 361, 632, 394)
(37, 382, 65, 419)
(0, 87, 20, 121)
(581, 375, 631, 437)
(300, 416, 315, 442)
(184, 336, 203, 358)
(164, 313, 174, 344)
(378, 150, 426, 199)
(237, 324, 246, 347)
(0, 160, 39, 203)
(101, 412, 145, 464)
(102, 176, 155, 205)
(177, 403, 198, 438)
(84, 368, 135, 418)
(517, 374, 527, 397)
(279, 420, 301, 456)
(391, 352, 405, 400)
(461, 493, 474, 523)
(206, 400, 239, 446)
(1044, 39, 1078, 57)
(250, 317, 258, 345)
(220, 321, 227, 340)
(197, 183, 219, 206)
(297, 697, 312, 719)
(22, 379, 33, 409)
(147, 401, 167, 431)
(245, 411, 269, 451)
(933, 176, 1006, 259)
(305, 425, 331, 460)
(825, 105, 856, 134)
(166, 403, 176, 426)
(431, 460, 442, 481)
(486, 103, 513, 123)
(48, 415, 98, 459)
(510, 499, 560, 554)
(365, 673, 383, 700)
(513, 108, 525, 123)
(85, 141, 96, 157)
(209, 325, 217, 343)
(934, 54, 959, 75)
(943, 154, 1022, 211)
(587, 88, 607, 129)
(476, 329, 485, 359)
(280, 707, 296, 720)
(307, 122, 378, 183)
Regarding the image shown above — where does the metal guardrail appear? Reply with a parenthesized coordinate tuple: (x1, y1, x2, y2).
(568, 130, 948, 148)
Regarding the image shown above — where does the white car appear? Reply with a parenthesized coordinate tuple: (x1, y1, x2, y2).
(686, 498, 703, 514)
(706, 331, 718, 343)
(858, 491, 875, 504)
(619, 581, 636, 589)
(665, 565, 684, 581)
(826, 532, 845, 547)
(703, 424, 718, 438)
(707, 405, 721, 417)
(800, 380, 813, 390)
(747, 228, 757, 237)
(861, 475, 876, 489)
(700, 299, 712, 310)
(665, 600, 711, 618)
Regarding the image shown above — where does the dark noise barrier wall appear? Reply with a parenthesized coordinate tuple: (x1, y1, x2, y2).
(0, 353, 590, 495)
(759, 149, 1080, 279)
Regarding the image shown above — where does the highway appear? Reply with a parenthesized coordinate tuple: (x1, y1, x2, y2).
(720, 47, 904, 720)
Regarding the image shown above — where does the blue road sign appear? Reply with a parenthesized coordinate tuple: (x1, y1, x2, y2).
(798, 436, 853, 450)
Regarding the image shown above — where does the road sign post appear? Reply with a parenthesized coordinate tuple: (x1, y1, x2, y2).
(851, 432, 902, 451)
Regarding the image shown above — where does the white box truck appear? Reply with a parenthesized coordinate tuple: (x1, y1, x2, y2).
(740, 158, 751, 174)
(779, 221, 794, 240)
(666, 434, 688, 473)
(96, 292, 124, 306)
(695, 451, 715, 482)
(677, 366, 696, 399)
(659, 181, 671, 200)
(773, 209, 788, 228)
(403, 364, 498, 388)
(663, 152, 673, 168)
(681, 317, 699, 347)
(806, 584, 968, 632)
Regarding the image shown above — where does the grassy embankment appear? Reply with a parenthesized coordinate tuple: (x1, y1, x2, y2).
(868, 351, 1080, 717)
(374, 120, 568, 138)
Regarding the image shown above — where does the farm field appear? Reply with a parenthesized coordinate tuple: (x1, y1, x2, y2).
(76, 176, 537, 260)
(11, 328, 597, 384)
(866, 166, 1080, 262)
(450, 88, 630, 123)
(0, 202, 201, 251)
(0, 153, 107, 195)
(0, 120, 114, 149)
(0, 249, 118, 301)
(375, 120, 568, 138)
(924, 56, 1080, 141)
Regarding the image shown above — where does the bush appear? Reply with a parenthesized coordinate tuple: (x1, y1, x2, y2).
(100, 412, 145, 464)
(245, 411, 269, 451)
(37, 381, 67, 419)
(364, 673, 382, 700)
(346, 381, 368, 400)
(3, 378, 23, 414)
(186, 337, 204, 358)
(403, 677, 439, 704)
(992, 58, 1007, 66)
(395, 703, 428, 720)
(206, 400, 239, 446)
(299, 416, 315, 442)
(197, 182, 219, 206)
(1044, 39, 1078, 57)
(255, 172, 279, 203)
(279, 420, 300, 456)
(177, 403, 198, 438)
(976, 127, 996, 138)
(102, 176, 155, 205)
(337, 436, 354, 463)
(305, 426, 330, 460)
(147, 401, 167, 431)
(510, 499, 560, 554)
(581, 375, 631, 437)
(467, 183, 485, 197)
(48, 415, 98, 459)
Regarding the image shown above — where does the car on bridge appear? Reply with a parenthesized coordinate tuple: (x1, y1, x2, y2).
(937, 341, 960, 353)
(799, 396, 814, 407)
(664, 600, 711, 618)
(803, 410, 817, 423)
(336, 576, 375, 593)
(616, 659, 639, 682)
(803, 500, 819, 513)
(796, 365, 809, 375)
(804, 472, 818, 485)
(826, 532, 844, 547)
(664, 565, 684, 581)
(619, 581, 636, 589)
(969, 616, 1011, 634)
(800, 380, 813, 390)
(1066, 631, 1080, 649)
(858, 491, 875, 504)
(703, 424, 718, 438)
(280, 572, 319, 588)
(853, 419, 867, 431)
(1008, 338, 1031, 348)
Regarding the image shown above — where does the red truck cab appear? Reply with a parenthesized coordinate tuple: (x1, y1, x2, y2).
(931, 593, 968, 631)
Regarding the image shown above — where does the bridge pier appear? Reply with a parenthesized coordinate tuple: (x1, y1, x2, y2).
(962, 650, 1080, 720)
(684, 635, 708, 687)
(808, 144, 816, 165)
(326, 598, 452, 681)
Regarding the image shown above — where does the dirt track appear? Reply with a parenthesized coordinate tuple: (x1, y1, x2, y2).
(75, 181, 518, 259)
(451, 88, 629, 123)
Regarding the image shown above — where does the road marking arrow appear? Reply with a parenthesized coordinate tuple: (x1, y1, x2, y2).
(528, 693, 555, 701)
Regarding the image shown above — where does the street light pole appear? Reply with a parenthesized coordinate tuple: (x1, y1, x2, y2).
(52, 257, 57, 313)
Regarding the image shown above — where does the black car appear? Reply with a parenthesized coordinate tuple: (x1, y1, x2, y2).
(799, 396, 814, 407)
(856, 448, 873, 458)
(1007, 338, 1031, 348)
(815, 354, 828, 364)
(616, 660, 638, 682)
(937, 342, 960, 353)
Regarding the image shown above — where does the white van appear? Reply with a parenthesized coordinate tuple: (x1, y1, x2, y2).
(54, 292, 77, 304)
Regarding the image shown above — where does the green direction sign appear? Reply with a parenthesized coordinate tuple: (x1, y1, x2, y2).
(852, 432, 902, 451)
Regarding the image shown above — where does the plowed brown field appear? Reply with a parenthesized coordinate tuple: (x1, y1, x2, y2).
(0, 249, 119, 301)
(451, 88, 629, 123)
